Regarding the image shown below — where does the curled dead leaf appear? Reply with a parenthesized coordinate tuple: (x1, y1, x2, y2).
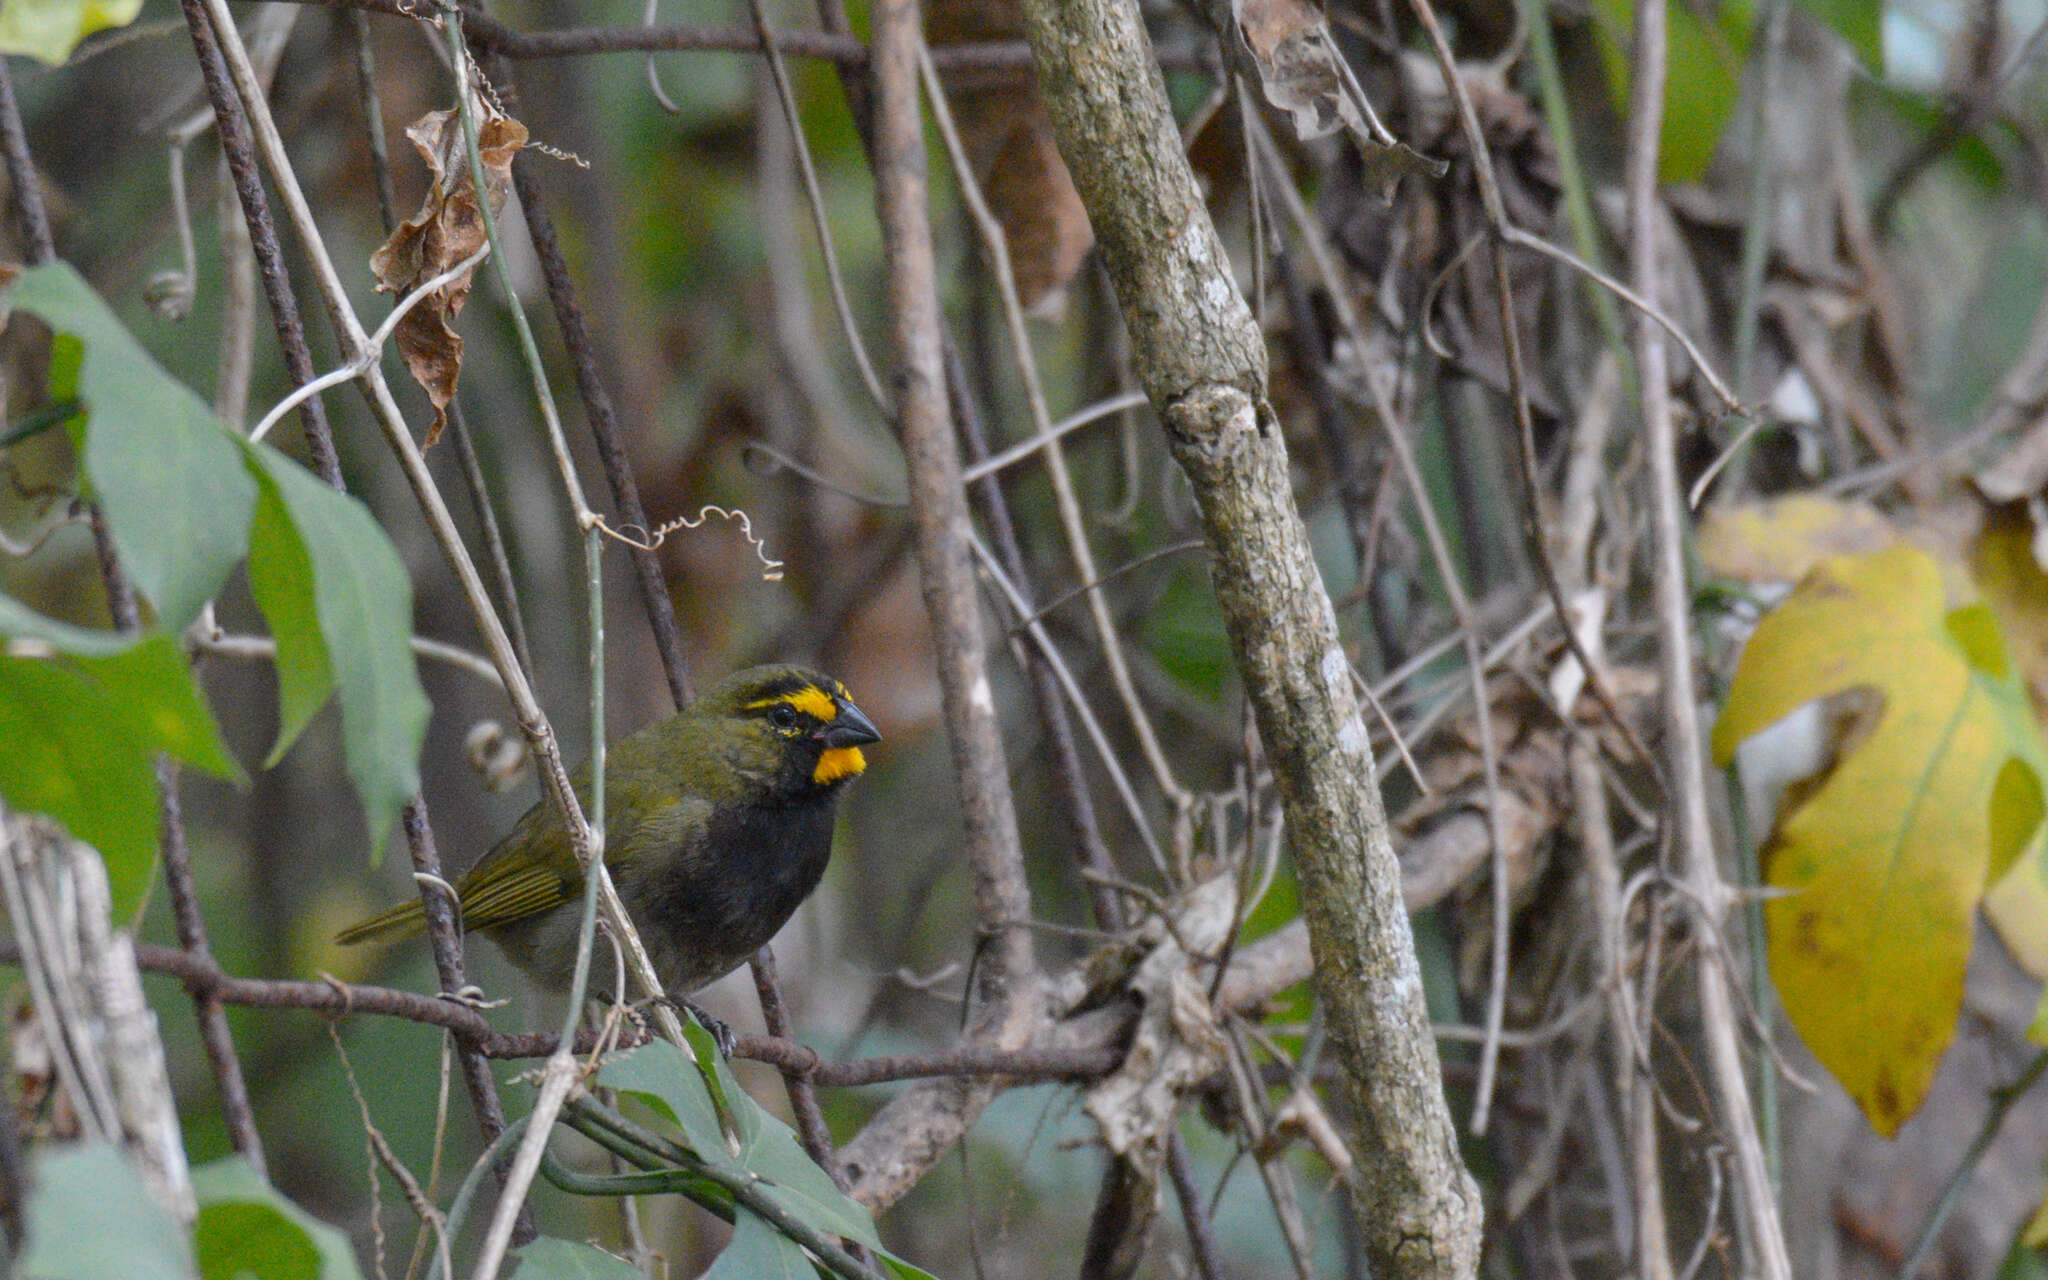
(1208, 0, 1442, 197)
(1084, 876, 1237, 1169)
(369, 93, 528, 447)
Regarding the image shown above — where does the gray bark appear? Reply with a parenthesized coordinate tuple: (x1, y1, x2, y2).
(1016, 2, 1485, 1274)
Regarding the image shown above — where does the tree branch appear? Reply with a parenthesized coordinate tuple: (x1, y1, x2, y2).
(1013, 1, 1483, 1273)
(1622, 2, 1793, 1276)
(834, 0, 1042, 1213)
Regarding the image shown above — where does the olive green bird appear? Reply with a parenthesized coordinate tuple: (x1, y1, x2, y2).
(337, 665, 880, 1001)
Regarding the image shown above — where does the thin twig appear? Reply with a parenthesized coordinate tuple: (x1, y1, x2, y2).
(970, 534, 1171, 877)
(0, 61, 53, 262)
(1165, 1129, 1227, 1280)
(179, 0, 341, 483)
(1895, 1048, 2048, 1279)
(1620, 1, 1792, 1274)
(493, 72, 696, 708)
(835, 0, 1042, 1213)
(748, 0, 890, 415)
(749, 944, 844, 1187)
(945, 343, 1130, 933)
(922, 44, 1183, 806)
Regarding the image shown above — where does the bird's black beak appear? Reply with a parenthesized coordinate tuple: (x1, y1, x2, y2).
(821, 700, 881, 749)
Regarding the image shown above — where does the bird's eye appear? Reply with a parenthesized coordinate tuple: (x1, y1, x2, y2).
(769, 704, 799, 729)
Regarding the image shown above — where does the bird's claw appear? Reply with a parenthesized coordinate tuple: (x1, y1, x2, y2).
(646, 994, 738, 1059)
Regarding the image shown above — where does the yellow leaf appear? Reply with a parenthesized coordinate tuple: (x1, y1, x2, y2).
(1697, 494, 1894, 587)
(1974, 504, 2048, 709)
(1988, 838, 2048, 981)
(0, 0, 142, 65)
(2026, 1186, 2048, 1248)
(1970, 508, 2048, 979)
(1713, 545, 2048, 1136)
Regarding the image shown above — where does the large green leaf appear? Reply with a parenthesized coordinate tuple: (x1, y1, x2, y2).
(595, 1038, 729, 1160)
(0, 262, 427, 866)
(511, 1238, 646, 1280)
(1713, 544, 2048, 1134)
(0, 592, 241, 914)
(245, 469, 333, 770)
(243, 444, 427, 862)
(0, 0, 144, 64)
(4, 263, 253, 629)
(191, 1158, 363, 1280)
(732, 1106, 879, 1250)
(699, 1209, 815, 1280)
(1590, 0, 1755, 183)
(19, 1142, 195, 1279)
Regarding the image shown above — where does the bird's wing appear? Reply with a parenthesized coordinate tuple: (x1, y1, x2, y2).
(456, 819, 583, 930)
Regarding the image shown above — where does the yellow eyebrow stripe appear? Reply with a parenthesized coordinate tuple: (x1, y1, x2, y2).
(747, 685, 838, 722)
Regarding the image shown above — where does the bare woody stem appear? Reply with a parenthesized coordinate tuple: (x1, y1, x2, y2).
(1623, 2, 1793, 1276)
(1013, 0, 1484, 1274)
(833, 0, 1042, 1211)
(180, 2, 528, 1227)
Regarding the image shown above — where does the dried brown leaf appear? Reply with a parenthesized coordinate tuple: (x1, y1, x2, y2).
(1215, 0, 1441, 196)
(368, 94, 527, 447)
(927, 0, 1094, 314)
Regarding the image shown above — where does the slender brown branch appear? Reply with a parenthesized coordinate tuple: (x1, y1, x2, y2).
(835, 0, 1042, 1214)
(500, 142, 697, 709)
(1622, 2, 1791, 1276)
(0, 62, 54, 263)
(0, 936, 1125, 1082)
(947, 343, 1127, 932)
(1166, 1129, 1227, 1280)
(398, 799, 530, 1243)
(179, 0, 340, 481)
(467, 14, 1042, 74)
(749, 945, 842, 1183)
(154, 760, 269, 1176)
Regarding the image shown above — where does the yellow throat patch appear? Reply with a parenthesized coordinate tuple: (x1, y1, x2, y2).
(814, 746, 866, 785)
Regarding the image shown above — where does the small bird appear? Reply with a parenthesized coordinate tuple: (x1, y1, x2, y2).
(337, 665, 880, 1005)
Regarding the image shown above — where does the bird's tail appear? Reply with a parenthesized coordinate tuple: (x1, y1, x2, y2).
(334, 899, 430, 945)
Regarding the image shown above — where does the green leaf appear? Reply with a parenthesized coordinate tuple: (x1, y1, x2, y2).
(596, 1039, 888, 1253)
(0, 0, 144, 64)
(3, 263, 254, 629)
(191, 1157, 363, 1280)
(734, 1109, 878, 1250)
(595, 1039, 728, 1159)
(245, 470, 333, 769)
(20, 1142, 195, 1279)
(243, 444, 427, 861)
(1590, 0, 1754, 183)
(0, 654, 158, 915)
(0, 593, 243, 915)
(1791, 0, 1882, 71)
(700, 1209, 816, 1280)
(1713, 544, 2048, 1134)
(878, 1253, 941, 1280)
(510, 1238, 645, 1280)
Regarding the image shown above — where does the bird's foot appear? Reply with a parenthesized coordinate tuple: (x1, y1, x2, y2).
(645, 994, 738, 1059)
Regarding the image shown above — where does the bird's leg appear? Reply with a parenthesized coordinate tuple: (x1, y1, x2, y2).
(642, 994, 739, 1059)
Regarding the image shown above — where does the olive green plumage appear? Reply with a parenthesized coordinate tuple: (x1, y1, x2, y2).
(337, 664, 880, 996)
